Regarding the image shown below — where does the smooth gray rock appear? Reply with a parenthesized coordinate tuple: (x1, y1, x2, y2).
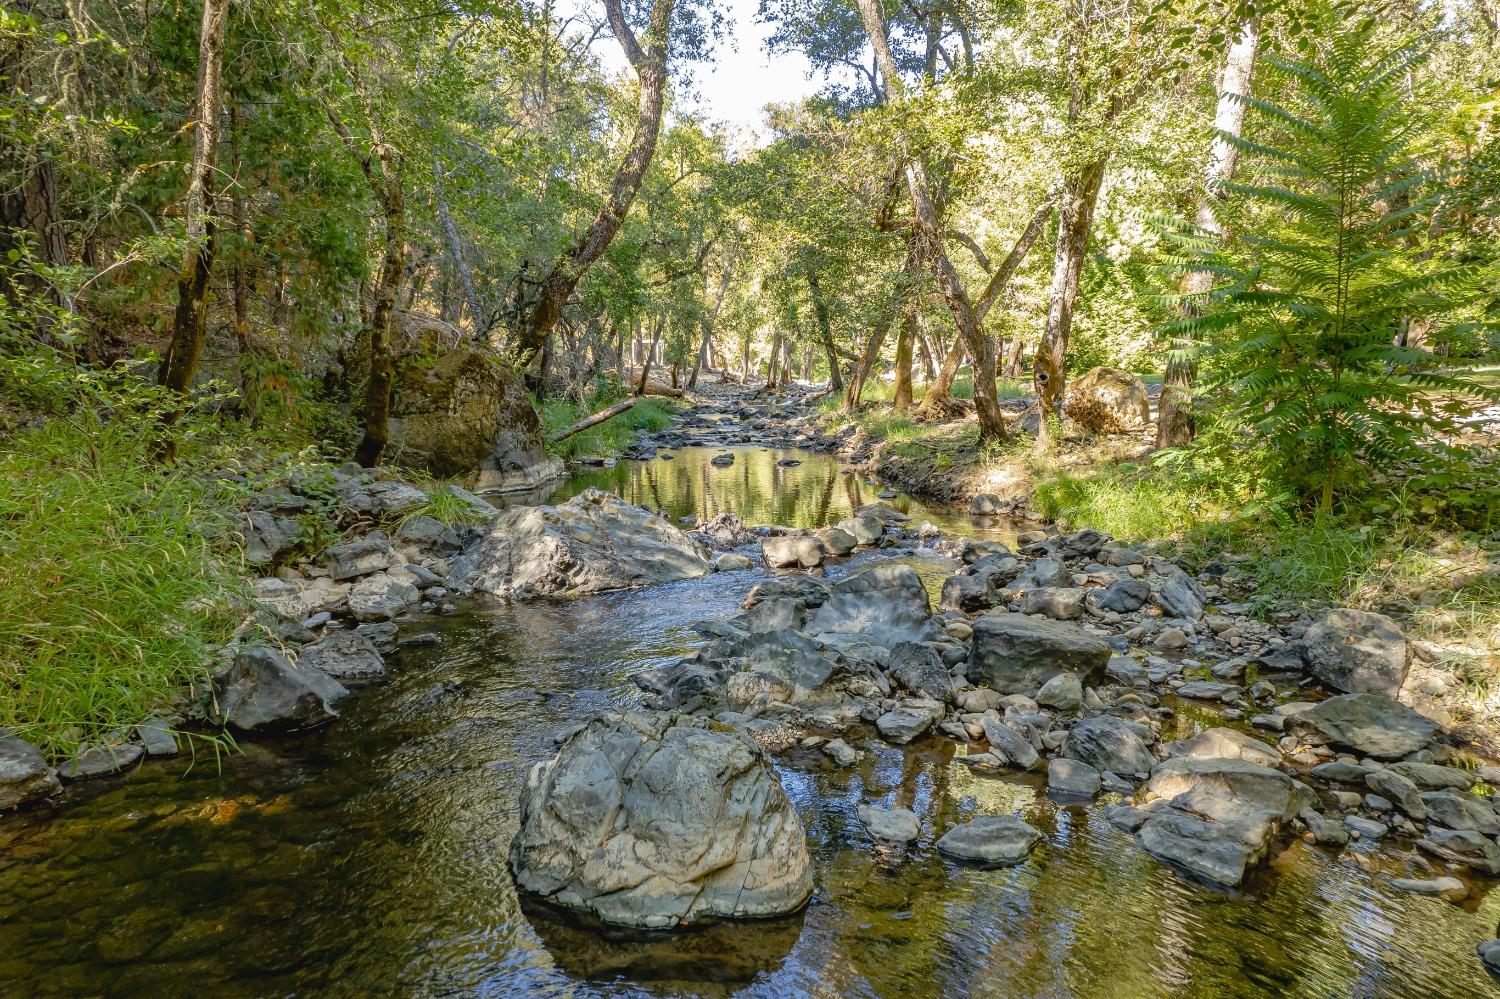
(348, 573, 420, 622)
(815, 526, 857, 557)
(1174, 681, 1241, 702)
(1390, 876, 1464, 895)
(1364, 770, 1426, 819)
(324, 536, 401, 581)
(0, 736, 61, 809)
(744, 597, 806, 635)
(858, 804, 921, 843)
(837, 515, 884, 546)
(1344, 815, 1389, 839)
(215, 647, 348, 732)
(1105, 804, 1148, 832)
(451, 489, 711, 599)
(1310, 761, 1378, 783)
(1420, 789, 1500, 835)
(1303, 608, 1409, 697)
(134, 719, 179, 757)
(968, 613, 1110, 695)
(1062, 716, 1156, 776)
(1387, 761, 1473, 791)
(762, 535, 825, 569)
(59, 743, 143, 781)
(1167, 727, 1281, 769)
(1048, 758, 1101, 797)
(936, 815, 1043, 865)
(1417, 828, 1500, 875)
(713, 553, 754, 572)
(355, 620, 400, 654)
(1284, 693, 1438, 760)
(1135, 757, 1314, 886)
(509, 711, 813, 928)
(1036, 672, 1084, 713)
(1479, 939, 1500, 976)
(1092, 578, 1150, 613)
(297, 629, 387, 682)
(807, 565, 939, 649)
(876, 699, 945, 744)
(1300, 810, 1350, 846)
(396, 515, 461, 555)
(940, 573, 998, 613)
(1019, 587, 1086, 620)
(980, 717, 1041, 771)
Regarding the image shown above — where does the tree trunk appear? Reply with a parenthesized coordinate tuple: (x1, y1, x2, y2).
(355, 181, 405, 466)
(855, 0, 1007, 446)
(1157, 17, 1260, 448)
(635, 314, 666, 395)
(806, 268, 844, 391)
(434, 157, 487, 338)
(766, 329, 782, 389)
(893, 309, 914, 410)
(550, 397, 637, 442)
(156, 0, 230, 446)
(921, 334, 965, 411)
(512, 0, 677, 365)
(1034, 157, 1106, 451)
(689, 268, 730, 389)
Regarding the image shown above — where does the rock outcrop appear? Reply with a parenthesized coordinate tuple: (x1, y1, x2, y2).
(510, 711, 814, 928)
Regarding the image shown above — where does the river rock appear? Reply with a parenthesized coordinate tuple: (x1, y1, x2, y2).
(1479, 939, 1500, 976)
(858, 804, 921, 843)
(1420, 789, 1500, 835)
(1416, 828, 1500, 875)
(1154, 568, 1206, 621)
(348, 573, 420, 621)
(969, 613, 1110, 696)
(815, 526, 857, 557)
(1166, 728, 1281, 769)
(1364, 770, 1426, 819)
(1049, 758, 1101, 797)
(1387, 762, 1473, 791)
(1283, 693, 1438, 759)
(887, 642, 955, 703)
(235, 511, 302, 566)
(59, 742, 144, 781)
(509, 710, 813, 928)
(1064, 366, 1150, 433)
(1135, 757, 1314, 887)
(714, 553, 754, 572)
(762, 536, 824, 569)
(337, 477, 430, 520)
(323, 536, 399, 580)
(940, 574, 998, 613)
(876, 699, 945, 744)
(1020, 587, 1086, 620)
(1390, 876, 1465, 896)
(744, 575, 830, 609)
(695, 512, 755, 549)
(807, 565, 939, 649)
(0, 736, 61, 809)
(215, 647, 348, 732)
(1302, 608, 1409, 697)
(1036, 672, 1084, 713)
(1091, 578, 1150, 614)
(980, 717, 1041, 771)
(970, 493, 1005, 515)
(451, 489, 711, 599)
(1062, 716, 1156, 777)
(936, 815, 1043, 865)
(296, 630, 387, 682)
(396, 515, 462, 555)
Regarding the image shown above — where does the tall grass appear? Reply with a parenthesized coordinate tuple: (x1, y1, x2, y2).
(0, 415, 249, 755)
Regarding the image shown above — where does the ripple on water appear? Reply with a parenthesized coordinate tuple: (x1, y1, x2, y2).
(1, 448, 1497, 997)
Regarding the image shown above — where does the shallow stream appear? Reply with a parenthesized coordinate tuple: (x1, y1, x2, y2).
(1, 447, 1497, 997)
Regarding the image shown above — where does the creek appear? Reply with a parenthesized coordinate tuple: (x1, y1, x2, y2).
(0, 447, 1496, 997)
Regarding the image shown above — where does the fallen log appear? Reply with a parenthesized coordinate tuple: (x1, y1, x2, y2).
(639, 380, 684, 398)
(548, 397, 637, 443)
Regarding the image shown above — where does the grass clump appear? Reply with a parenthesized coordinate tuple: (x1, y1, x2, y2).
(541, 390, 677, 461)
(0, 414, 249, 756)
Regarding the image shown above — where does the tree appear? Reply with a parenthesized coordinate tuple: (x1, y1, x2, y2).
(512, 0, 678, 368)
(155, 0, 231, 456)
(1157, 16, 1260, 448)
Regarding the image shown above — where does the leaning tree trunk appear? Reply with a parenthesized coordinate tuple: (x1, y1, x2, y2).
(1034, 157, 1106, 452)
(1157, 17, 1260, 448)
(920, 334, 965, 411)
(635, 314, 666, 395)
(689, 268, 730, 389)
(434, 157, 487, 338)
(156, 0, 230, 455)
(845, 239, 920, 410)
(512, 0, 676, 366)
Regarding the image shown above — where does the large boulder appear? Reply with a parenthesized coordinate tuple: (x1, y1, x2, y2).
(1283, 693, 1438, 760)
(1135, 757, 1314, 887)
(348, 573, 420, 621)
(387, 346, 562, 492)
(1061, 716, 1157, 777)
(214, 647, 349, 732)
(1302, 608, 1409, 697)
(806, 565, 940, 649)
(510, 711, 813, 928)
(761, 536, 824, 569)
(968, 613, 1110, 695)
(0, 735, 61, 810)
(450, 489, 711, 600)
(1064, 366, 1150, 433)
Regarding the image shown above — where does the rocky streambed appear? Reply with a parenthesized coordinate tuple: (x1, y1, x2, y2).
(2, 421, 1500, 994)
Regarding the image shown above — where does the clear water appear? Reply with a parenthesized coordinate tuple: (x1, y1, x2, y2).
(1, 448, 1497, 998)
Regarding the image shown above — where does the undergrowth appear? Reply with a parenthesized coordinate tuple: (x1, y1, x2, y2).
(541, 391, 677, 461)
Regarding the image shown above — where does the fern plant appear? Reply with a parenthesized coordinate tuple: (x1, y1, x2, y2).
(1162, 19, 1495, 510)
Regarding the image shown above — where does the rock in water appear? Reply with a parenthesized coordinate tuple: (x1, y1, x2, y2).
(936, 815, 1043, 865)
(1063, 366, 1150, 433)
(1061, 716, 1156, 776)
(1166, 728, 1280, 769)
(509, 711, 813, 929)
(296, 630, 387, 682)
(858, 805, 921, 844)
(1135, 757, 1314, 887)
(1283, 693, 1438, 760)
(1302, 608, 1409, 697)
(806, 565, 939, 649)
(876, 699, 945, 744)
(761, 536, 824, 569)
(450, 489, 711, 599)
(967, 613, 1110, 695)
(1048, 758, 1101, 798)
(214, 647, 349, 732)
(0, 736, 61, 810)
